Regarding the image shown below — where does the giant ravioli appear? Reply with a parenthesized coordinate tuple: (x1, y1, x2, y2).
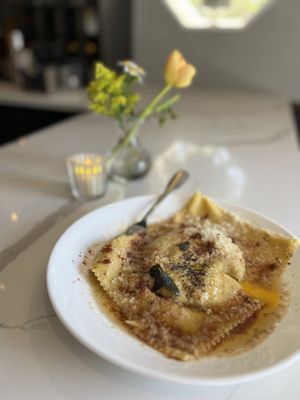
(92, 192, 299, 360)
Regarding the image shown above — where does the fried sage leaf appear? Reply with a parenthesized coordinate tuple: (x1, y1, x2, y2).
(149, 264, 180, 296)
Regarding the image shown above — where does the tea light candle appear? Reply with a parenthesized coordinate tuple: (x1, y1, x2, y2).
(67, 153, 107, 200)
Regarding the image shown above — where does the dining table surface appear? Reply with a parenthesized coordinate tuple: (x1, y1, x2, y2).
(1, 88, 300, 400)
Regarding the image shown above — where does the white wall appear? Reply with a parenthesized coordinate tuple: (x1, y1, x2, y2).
(132, 0, 300, 100)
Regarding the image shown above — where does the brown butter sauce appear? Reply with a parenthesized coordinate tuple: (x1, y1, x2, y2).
(84, 237, 290, 358)
(88, 265, 289, 358)
(211, 282, 289, 356)
(88, 271, 132, 332)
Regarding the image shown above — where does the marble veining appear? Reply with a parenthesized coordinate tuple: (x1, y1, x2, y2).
(206, 127, 290, 146)
(0, 313, 56, 331)
(224, 387, 238, 400)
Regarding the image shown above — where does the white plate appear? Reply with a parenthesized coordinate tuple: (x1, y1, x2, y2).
(47, 194, 300, 385)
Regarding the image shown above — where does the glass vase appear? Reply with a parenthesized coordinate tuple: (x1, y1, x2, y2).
(109, 136, 152, 180)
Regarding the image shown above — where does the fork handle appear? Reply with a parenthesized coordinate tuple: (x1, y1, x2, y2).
(140, 170, 189, 224)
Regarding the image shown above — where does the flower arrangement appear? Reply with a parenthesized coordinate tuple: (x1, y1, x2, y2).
(87, 50, 196, 176)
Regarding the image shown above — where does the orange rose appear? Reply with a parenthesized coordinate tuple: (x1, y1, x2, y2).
(164, 50, 196, 88)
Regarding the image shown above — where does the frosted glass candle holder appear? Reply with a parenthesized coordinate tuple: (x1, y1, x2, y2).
(67, 153, 107, 200)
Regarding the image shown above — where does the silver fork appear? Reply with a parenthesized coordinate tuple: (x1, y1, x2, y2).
(126, 170, 189, 235)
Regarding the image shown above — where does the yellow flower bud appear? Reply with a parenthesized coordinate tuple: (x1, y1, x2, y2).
(164, 50, 196, 88)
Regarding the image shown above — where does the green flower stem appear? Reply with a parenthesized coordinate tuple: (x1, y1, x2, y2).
(107, 84, 173, 167)
(138, 84, 172, 120)
(152, 94, 180, 114)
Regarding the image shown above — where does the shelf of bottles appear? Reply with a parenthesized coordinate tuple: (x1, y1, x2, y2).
(0, 0, 101, 92)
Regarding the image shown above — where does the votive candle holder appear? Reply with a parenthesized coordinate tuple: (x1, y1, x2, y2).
(67, 153, 107, 200)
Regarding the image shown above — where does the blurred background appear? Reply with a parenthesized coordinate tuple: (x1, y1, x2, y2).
(1, 0, 299, 145)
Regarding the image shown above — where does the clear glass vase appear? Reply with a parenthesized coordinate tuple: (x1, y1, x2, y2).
(109, 136, 152, 180)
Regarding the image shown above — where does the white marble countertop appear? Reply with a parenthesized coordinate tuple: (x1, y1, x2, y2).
(1, 89, 300, 399)
(0, 82, 88, 112)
